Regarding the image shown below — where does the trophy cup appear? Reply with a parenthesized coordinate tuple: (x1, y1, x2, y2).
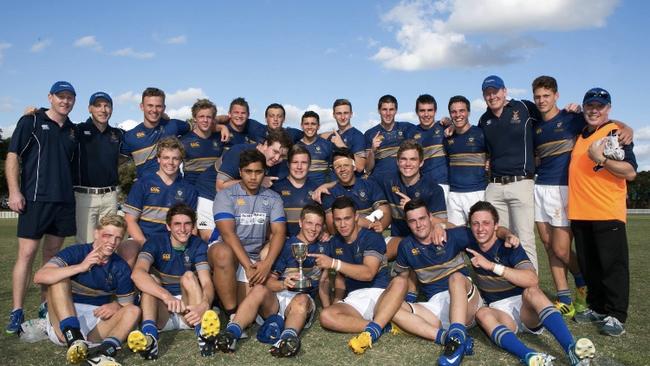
(290, 242, 312, 293)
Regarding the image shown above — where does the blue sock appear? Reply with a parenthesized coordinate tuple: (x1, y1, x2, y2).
(226, 322, 243, 339)
(364, 321, 383, 343)
(434, 329, 447, 345)
(539, 306, 574, 353)
(557, 289, 572, 305)
(101, 337, 121, 357)
(405, 292, 418, 303)
(573, 274, 586, 288)
(280, 328, 298, 340)
(490, 325, 533, 360)
(59, 316, 81, 333)
(142, 320, 159, 340)
(447, 322, 467, 343)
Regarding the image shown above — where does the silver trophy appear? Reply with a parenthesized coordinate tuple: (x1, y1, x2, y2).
(290, 242, 312, 293)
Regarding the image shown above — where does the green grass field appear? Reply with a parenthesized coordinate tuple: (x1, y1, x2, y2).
(0, 217, 649, 365)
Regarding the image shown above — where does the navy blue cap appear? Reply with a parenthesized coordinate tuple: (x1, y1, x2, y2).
(89, 92, 113, 106)
(481, 75, 505, 91)
(582, 87, 611, 105)
(49, 81, 76, 96)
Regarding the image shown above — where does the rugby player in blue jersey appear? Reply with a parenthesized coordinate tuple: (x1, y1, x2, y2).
(216, 204, 329, 357)
(271, 145, 318, 237)
(180, 99, 224, 186)
(310, 197, 392, 342)
(122, 137, 197, 266)
(128, 203, 219, 359)
(467, 201, 595, 366)
(365, 95, 415, 183)
(444, 96, 488, 226)
(321, 99, 367, 175)
(297, 111, 334, 185)
(208, 149, 287, 322)
(34, 214, 139, 366)
(319, 148, 391, 234)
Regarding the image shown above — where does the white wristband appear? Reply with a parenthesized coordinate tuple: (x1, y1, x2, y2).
(335, 259, 342, 272)
(330, 259, 336, 269)
(493, 264, 505, 276)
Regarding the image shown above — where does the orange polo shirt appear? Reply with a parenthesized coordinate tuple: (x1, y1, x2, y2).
(568, 122, 628, 222)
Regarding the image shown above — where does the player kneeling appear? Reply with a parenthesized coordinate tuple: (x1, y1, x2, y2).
(128, 203, 219, 359)
(34, 214, 139, 366)
(467, 201, 595, 366)
(216, 203, 330, 357)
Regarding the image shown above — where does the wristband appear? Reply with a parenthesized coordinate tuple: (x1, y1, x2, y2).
(330, 259, 336, 269)
(335, 259, 342, 272)
(493, 264, 505, 276)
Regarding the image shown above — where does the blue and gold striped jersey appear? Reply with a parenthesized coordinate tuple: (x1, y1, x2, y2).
(409, 122, 449, 185)
(533, 111, 584, 185)
(445, 125, 488, 192)
(138, 234, 209, 296)
(364, 122, 415, 181)
(49, 244, 135, 306)
(466, 237, 534, 304)
(120, 119, 191, 179)
(271, 178, 318, 237)
(394, 227, 469, 299)
(380, 171, 447, 236)
(330, 228, 390, 293)
(123, 173, 198, 238)
(297, 136, 334, 186)
(180, 131, 223, 185)
(322, 178, 387, 216)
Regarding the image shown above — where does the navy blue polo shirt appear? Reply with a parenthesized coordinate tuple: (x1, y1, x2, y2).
(73, 118, 124, 187)
(478, 99, 540, 177)
(8, 108, 76, 202)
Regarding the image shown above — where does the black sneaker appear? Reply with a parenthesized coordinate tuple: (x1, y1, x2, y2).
(269, 336, 301, 357)
(216, 331, 237, 353)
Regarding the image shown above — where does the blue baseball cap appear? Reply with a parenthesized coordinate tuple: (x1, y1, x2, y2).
(89, 92, 113, 106)
(49, 81, 76, 96)
(481, 75, 505, 91)
(582, 87, 611, 105)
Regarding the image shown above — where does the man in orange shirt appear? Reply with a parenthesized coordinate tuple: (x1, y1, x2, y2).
(567, 88, 637, 337)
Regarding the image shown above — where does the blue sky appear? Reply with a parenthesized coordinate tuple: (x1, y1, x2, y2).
(1, 0, 649, 169)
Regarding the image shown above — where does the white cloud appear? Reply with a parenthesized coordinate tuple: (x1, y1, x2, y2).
(0, 42, 11, 65)
(117, 119, 139, 131)
(471, 98, 487, 113)
(396, 111, 418, 123)
(633, 144, 650, 172)
(508, 88, 528, 97)
(74, 35, 102, 51)
(165, 35, 187, 44)
(166, 106, 192, 120)
(166, 88, 207, 108)
(373, 0, 618, 70)
(112, 48, 155, 59)
(30, 39, 51, 53)
(634, 126, 650, 141)
(115, 91, 141, 105)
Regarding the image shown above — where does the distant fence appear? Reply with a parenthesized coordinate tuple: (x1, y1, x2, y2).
(0, 211, 18, 218)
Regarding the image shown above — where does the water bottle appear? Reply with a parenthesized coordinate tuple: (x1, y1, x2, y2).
(19, 318, 49, 343)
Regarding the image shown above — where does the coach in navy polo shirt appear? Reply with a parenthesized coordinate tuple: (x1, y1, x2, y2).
(5, 81, 78, 333)
(478, 75, 540, 272)
(73, 92, 124, 244)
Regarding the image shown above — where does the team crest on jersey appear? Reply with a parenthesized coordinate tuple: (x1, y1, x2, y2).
(414, 191, 421, 198)
(359, 190, 367, 201)
(485, 120, 492, 126)
(162, 253, 171, 261)
(84, 130, 92, 135)
(448, 139, 455, 145)
(335, 248, 343, 256)
(434, 129, 440, 135)
(398, 130, 403, 137)
(413, 133, 422, 140)
(175, 189, 184, 201)
(213, 141, 219, 148)
(41, 124, 50, 130)
(262, 198, 269, 206)
(411, 248, 420, 256)
(391, 186, 400, 193)
(110, 131, 119, 143)
(536, 128, 542, 134)
(316, 146, 321, 152)
(69, 128, 76, 140)
(468, 137, 475, 143)
(511, 111, 521, 124)
(557, 122, 562, 128)
(150, 186, 161, 193)
(191, 142, 200, 148)
(237, 198, 246, 206)
(136, 131, 146, 138)
(281, 190, 291, 196)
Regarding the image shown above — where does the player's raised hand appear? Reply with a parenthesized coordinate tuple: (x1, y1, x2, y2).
(311, 186, 330, 204)
(431, 224, 447, 246)
(465, 248, 493, 270)
(371, 131, 383, 151)
(262, 176, 279, 188)
(331, 129, 345, 148)
(308, 253, 334, 270)
(504, 234, 520, 248)
(80, 247, 103, 272)
(394, 191, 411, 209)
(218, 124, 231, 142)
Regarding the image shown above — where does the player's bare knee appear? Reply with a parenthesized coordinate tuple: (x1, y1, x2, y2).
(209, 244, 234, 267)
(289, 294, 310, 316)
(522, 286, 543, 303)
(319, 307, 338, 329)
(475, 307, 491, 323)
(180, 271, 198, 288)
(121, 303, 142, 321)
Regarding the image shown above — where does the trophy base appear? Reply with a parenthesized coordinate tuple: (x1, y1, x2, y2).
(293, 279, 312, 293)
(292, 287, 313, 294)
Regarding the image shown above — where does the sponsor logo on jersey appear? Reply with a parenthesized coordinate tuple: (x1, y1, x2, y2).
(413, 133, 422, 140)
(411, 248, 420, 256)
(510, 111, 521, 124)
(237, 198, 246, 206)
(162, 253, 171, 261)
(136, 131, 146, 138)
(191, 142, 200, 148)
(150, 186, 161, 193)
(281, 190, 291, 196)
(335, 248, 343, 256)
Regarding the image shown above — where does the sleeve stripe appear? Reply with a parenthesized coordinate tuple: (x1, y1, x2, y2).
(214, 212, 235, 221)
